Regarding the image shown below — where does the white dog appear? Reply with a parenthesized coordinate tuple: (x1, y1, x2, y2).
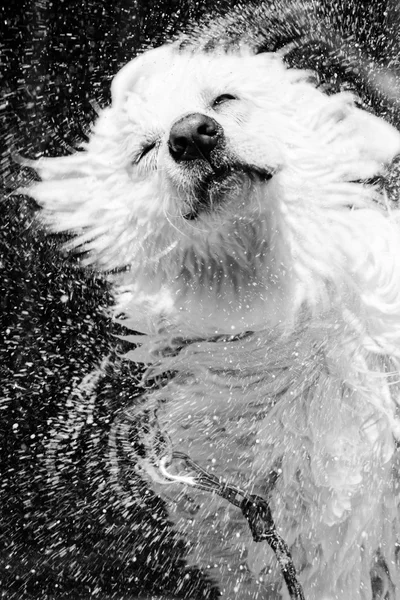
(25, 43, 400, 599)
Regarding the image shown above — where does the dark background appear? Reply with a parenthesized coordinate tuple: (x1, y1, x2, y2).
(0, 2, 233, 598)
(1, 1, 400, 598)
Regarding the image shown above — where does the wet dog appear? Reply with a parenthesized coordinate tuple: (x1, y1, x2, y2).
(25, 36, 400, 600)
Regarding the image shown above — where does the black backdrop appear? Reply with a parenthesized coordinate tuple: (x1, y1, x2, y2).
(0, 2, 234, 598)
(1, 1, 400, 598)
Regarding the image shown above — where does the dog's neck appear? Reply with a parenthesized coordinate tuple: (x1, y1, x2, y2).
(114, 175, 377, 338)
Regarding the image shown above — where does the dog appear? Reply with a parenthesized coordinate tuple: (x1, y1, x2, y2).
(23, 29, 400, 600)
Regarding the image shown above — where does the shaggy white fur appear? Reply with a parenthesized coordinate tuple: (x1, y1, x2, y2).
(24, 44, 400, 599)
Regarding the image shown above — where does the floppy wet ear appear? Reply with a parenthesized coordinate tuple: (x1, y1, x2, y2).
(315, 98, 400, 179)
(348, 107, 400, 173)
(111, 44, 177, 111)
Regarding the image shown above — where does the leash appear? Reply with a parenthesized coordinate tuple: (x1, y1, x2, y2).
(161, 451, 305, 600)
(114, 401, 305, 599)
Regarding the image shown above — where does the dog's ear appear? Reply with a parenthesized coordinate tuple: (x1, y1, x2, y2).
(347, 106, 400, 177)
(314, 98, 400, 180)
(111, 44, 177, 111)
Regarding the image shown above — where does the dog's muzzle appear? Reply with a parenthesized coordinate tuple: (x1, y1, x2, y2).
(168, 113, 274, 219)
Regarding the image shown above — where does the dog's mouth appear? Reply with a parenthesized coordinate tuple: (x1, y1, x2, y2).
(182, 162, 274, 220)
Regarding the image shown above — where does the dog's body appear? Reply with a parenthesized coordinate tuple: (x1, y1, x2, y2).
(24, 12, 400, 599)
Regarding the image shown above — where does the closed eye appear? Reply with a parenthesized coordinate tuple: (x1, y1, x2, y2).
(135, 140, 159, 164)
(212, 94, 237, 108)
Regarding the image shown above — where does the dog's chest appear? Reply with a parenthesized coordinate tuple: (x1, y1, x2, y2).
(151, 330, 324, 489)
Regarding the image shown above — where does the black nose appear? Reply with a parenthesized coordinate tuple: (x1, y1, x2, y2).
(168, 113, 222, 161)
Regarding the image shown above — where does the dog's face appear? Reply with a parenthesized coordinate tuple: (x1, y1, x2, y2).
(26, 45, 400, 334)
(113, 48, 286, 223)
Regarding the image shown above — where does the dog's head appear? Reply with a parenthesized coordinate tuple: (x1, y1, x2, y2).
(110, 46, 282, 222)
(25, 45, 400, 334)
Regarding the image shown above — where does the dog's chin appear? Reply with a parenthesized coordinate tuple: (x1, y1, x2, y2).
(182, 164, 274, 220)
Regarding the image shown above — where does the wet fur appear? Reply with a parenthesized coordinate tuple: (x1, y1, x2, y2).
(24, 36, 400, 600)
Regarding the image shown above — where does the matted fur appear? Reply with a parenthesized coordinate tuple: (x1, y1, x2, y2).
(23, 43, 400, 599)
